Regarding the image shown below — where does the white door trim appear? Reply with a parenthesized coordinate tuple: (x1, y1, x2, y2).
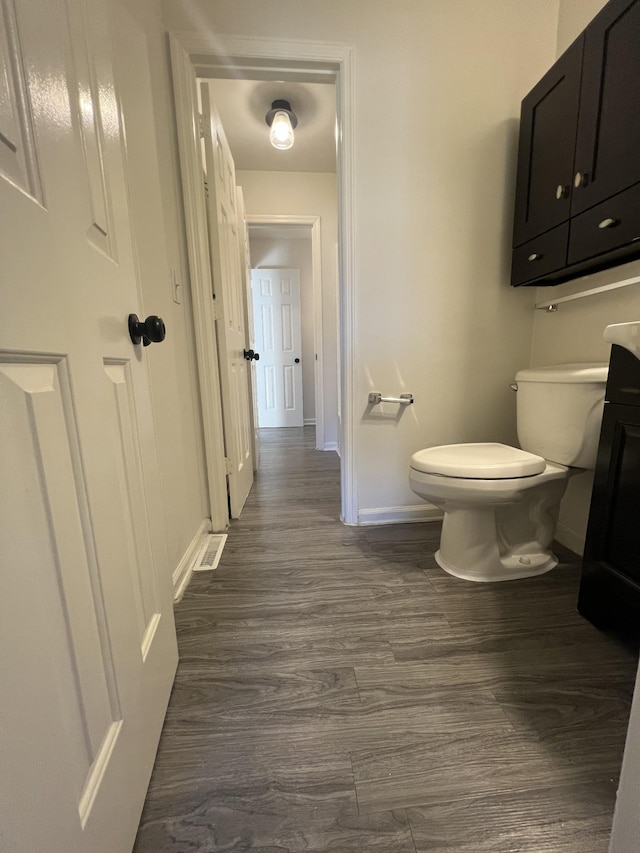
(247, 215, 325, 450)
(169, 36, 229, 532)
(168, 32, 358, 525)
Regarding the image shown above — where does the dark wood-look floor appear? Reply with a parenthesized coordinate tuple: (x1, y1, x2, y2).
(134, 427, 638, 853)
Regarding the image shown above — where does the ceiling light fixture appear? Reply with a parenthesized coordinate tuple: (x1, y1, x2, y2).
(265, 99, 298, 150)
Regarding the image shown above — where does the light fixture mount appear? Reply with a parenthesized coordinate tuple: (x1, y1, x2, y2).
(265, 99, 298, 129)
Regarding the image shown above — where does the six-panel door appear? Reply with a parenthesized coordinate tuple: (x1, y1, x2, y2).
(0, 2, 178, 850)
(251, 269, 304, 429)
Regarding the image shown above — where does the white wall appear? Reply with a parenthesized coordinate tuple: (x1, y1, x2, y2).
(237, 170, 339, 447)
(115, 0, 209, 583)
(249, 237, 316, 423)
(556, 0, 608, 51)
(164, 0, 561, 520)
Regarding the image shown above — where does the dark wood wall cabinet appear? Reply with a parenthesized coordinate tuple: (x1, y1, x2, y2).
(511, 0, 640, 287)
(578, 345, 640, 634)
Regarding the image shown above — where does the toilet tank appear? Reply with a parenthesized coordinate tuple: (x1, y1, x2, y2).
(515, 363, 608, 468)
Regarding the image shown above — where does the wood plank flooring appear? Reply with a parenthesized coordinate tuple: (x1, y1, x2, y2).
(134, 427, 639, 853)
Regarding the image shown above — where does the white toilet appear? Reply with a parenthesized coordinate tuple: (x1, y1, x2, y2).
(409, 364, 608, 582)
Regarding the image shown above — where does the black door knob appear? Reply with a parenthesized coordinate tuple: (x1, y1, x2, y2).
(243, 349, 260, 361)
(129, 314, 166, 347)
(294, 357, 300, 363)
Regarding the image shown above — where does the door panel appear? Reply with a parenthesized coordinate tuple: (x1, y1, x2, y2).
(65, 0, 115, 255)
(0, 2, 177, 850)
(201, 83, 254, 517)
(0, 0, 42, 200)
(103, 360, 161, 657)
(1, 357, 120, 780)
(252, 269, 304, 428)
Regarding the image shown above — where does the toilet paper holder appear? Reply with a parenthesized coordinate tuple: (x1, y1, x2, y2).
(368, 392, 414, 405)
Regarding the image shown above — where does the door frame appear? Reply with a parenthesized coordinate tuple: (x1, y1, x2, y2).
(169, 32, 357, 525)
(247, 215, 325, 450)
(169, 36, 228, 531)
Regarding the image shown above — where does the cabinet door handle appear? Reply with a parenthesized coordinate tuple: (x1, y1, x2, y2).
(527, 252, 543, 262)
(598, 217, 619, 229)
(555, 184, 569, 200)
(574, 171, 588, 188)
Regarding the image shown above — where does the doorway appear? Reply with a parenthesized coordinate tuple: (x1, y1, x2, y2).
(203, 75, 338, 455)
(169, 32, 357, 527)
(248, 217, 327, 448)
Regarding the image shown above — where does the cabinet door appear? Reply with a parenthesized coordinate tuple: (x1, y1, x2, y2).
(512, 36, 583, 247)
(572, 0, 640, 215)
(589, 404, 640, 585)
(579, 401, 640, 630)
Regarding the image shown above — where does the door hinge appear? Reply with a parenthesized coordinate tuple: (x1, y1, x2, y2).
(224, 457, 233, 475)
(198, 113, 206, 139)
(211, 299, 218, 320)
(203, 178, 209, 199)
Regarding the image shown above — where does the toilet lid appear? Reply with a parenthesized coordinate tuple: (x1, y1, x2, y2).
(410, 442, 546, 479)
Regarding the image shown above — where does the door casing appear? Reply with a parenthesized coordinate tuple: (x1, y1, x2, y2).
(169, 32, 357, 526)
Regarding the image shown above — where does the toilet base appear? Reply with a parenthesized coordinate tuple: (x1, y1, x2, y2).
(432, 475, 567, 582)
(435, 548, 557, 583)
(409, 460, 572, 583)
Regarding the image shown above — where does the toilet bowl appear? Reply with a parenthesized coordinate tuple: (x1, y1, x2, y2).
(410, 444, 571, 582)
(409, 364, 608, 582)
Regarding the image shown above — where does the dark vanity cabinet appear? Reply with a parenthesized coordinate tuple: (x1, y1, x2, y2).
(511, 0, 640, 287)
(578, 345, 640, 633)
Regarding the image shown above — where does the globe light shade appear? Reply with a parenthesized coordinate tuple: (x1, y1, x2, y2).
(265, 99, 298, 151)
(269, 110, 294, 150)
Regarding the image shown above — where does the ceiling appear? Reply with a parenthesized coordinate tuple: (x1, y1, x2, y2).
(202, 78, 337, 174)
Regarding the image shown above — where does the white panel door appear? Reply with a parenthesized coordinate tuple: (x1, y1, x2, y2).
(251, 269, 304, 428)
(201, 84, 254, 517)
(0, 2, 178, 852)
(237, 187, 260, 470)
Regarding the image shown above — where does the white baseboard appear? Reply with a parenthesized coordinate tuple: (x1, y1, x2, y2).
(303, 418, 316, 426)
(355, 504, 443, 526)
(555, 521, 585, 557)
(172, 519, 212, 602)
(323, 441, 339, 452)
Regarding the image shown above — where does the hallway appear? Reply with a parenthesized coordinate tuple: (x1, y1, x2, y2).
(134, 427, 637, 852)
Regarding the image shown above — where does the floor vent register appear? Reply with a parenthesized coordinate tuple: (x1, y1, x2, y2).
(193, 533, 228, 572)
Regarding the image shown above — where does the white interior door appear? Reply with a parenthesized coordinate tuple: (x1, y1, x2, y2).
(251, 269, 304, 428)
(201, 84, 254, 517)
(237, 187, 260, 470)
(0, 2, 177, 851)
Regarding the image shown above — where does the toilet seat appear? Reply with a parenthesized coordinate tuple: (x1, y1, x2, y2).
(410, 442, 546, 480)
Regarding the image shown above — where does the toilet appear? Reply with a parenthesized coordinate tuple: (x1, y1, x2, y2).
(409, 364, 608, 582)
